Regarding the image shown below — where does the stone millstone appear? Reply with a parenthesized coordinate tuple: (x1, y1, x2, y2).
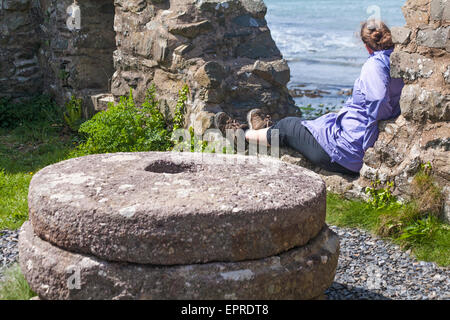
(28, 152, 327, 265)
(19, 222, 339, 300)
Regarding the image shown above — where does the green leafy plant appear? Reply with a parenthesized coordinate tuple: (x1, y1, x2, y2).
(63, 96, 84, 132)
(58, 69, 69, 81)
(173, 126, 212, 153)
(73, 85, 175, 156)
(172, 85, 190, 131)
(397, 215, 437, 244)
(365, 180, 400, 210)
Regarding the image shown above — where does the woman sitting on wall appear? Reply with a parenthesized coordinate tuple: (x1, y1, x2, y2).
(215, 20, 405, 176)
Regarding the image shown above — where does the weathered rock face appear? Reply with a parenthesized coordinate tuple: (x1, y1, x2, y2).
(0, 0, 43, 100)
(21, 152, 338, 300)
(111, 0, 298, 133)
(28, 152, 326, 265)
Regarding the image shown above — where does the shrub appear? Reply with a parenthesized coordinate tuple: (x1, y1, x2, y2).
(73, 85, 191, 156)
(365, 164, 447, 252)
(397, 215, 438, 244)
(172, 85, 190, 131)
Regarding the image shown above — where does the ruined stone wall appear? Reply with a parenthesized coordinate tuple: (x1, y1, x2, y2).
(0, 0, 43, 100)
(0, 0, 116, 114)
(362, 0, 450, 220)
(2, 0, 296, 124)
(111, 0, 298, 133)
(37, 0, 116, 114)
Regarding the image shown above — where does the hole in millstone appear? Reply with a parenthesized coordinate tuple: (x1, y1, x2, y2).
(144, 160, 196, 174)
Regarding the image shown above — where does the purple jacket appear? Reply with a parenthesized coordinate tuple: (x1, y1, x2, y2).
(302, 49, 404, 173)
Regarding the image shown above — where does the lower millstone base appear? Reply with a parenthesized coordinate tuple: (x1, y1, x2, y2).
(19, 222, 339, 300)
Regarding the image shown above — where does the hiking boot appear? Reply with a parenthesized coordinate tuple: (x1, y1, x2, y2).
(214, 112, 248, 153)
(214, 112, 248, 137)
(247, 109, 273, 130)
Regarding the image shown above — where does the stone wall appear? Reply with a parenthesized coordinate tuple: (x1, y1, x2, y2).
(111, 0, 298, 133)
(0, 0, 116, 114)
(37, 0, 116, 114)
(1, 0, 297, 124)
(0, 0, 43, 100)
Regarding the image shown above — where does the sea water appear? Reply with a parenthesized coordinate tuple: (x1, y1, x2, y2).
(265, 0, 406, 117)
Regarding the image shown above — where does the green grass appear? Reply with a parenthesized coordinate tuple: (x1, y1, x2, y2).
(326, 193, 379, 230)
(409, 219, 450, 266)
(326, 193, 450, 267)
(0, 170, 31, 230)
(0, 264, 36, 300)
(0, 113, 76, 230)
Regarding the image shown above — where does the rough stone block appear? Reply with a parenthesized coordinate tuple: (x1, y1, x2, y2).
(19, 221, 339, 300)
(91, 93, 115, 112)
(194, 61, 226, 88)
(417, 26, 450, 49)
(252, 59, 291, 86)
(169, 20, 213, 39)
(431, 0, 450, 21)
(400, 84, 450, 122)
(390, 51, 434, 80)
(391, 26, 411, 45)
(402, 0, 430, 27)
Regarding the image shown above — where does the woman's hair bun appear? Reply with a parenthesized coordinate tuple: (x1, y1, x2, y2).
(361, 20, 394, 51)
(370, 30, 383, 41)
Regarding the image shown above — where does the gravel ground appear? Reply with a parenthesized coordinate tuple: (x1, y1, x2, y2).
(325, 226, 449, 300)
(0, 229, 19, 281)
(1, 226, 449, 299)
